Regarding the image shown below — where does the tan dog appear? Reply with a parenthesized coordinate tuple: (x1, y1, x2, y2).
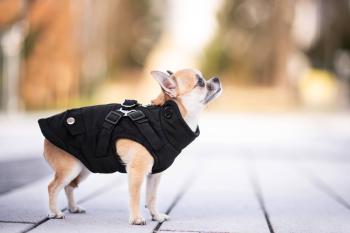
(43, 68, 222, 225)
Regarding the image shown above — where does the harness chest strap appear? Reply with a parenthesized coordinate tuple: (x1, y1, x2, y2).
(128, 110, 163, 150)
(95, 102, 163, 157)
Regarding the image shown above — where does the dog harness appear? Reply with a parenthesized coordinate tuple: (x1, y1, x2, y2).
(38, 100, 200, 174)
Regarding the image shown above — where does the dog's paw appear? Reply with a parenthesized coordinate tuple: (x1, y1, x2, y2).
(152, 213, 170, 222)
(48, 212, 65, 219)
(68, 206, 86, 214)
(129, 216, 146, 225)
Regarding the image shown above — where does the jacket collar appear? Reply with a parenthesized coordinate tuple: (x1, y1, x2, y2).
(159, 100, 200, 151)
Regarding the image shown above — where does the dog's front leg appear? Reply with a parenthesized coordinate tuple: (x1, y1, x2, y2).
(117, 139, 154, 225)
(146, 173, 169, 222)
(127, 165, 147, 225)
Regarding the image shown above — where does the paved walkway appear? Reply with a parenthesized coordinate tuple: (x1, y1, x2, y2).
(1, 113, 350, 233)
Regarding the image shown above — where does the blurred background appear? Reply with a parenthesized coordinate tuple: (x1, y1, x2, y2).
(1, 1, 350, 227)
(0, 0, 350, 112)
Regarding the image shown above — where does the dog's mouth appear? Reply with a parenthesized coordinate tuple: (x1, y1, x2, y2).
(202, 87, 222, 104)
(198, 76, 222, 105)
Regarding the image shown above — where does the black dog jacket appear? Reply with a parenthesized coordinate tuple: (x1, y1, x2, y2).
(38, 100, 200, 174)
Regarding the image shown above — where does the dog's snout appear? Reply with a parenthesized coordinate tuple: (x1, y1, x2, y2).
(213, 77, 220, 83)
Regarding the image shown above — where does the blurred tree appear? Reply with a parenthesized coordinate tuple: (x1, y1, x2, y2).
(201, 0, 294, 85)
(75, 0, 161, 97)
(0, 0, 32, 112)
(0, 0, 161, 110)
(0, 0, 20, 111)
(202, 0, 350, 87)
(307, 0, 350, 70)
(20, 0, 80, 109)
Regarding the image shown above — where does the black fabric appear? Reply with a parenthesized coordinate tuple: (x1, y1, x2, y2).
(38, 100, 199, 174)
(95, 111, 123, 157)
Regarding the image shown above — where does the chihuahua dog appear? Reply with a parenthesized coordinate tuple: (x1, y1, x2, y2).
(42, 68, 222, 225)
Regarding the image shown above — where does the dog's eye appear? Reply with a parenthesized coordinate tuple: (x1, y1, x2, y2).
(197, 77, 205, 87)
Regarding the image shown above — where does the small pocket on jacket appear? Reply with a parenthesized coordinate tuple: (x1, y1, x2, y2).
(64, 110, 86, 136)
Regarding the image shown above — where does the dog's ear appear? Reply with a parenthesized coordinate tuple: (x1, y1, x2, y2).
(151, 70, 177, 98)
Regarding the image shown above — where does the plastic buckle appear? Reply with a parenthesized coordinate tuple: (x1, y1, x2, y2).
(105, 111, 122, 125)
(128, 110, 146, 122)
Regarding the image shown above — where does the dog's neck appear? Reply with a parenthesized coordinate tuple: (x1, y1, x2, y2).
(178, 95, 203, 132)
(151, 93, 203, 132)
(183, 110, 201, 132)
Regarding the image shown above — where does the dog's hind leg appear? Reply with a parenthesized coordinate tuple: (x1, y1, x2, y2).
(44, 139, 83, 219)
(64, 167, 90, 213)
(47, 175, 65, 219)
(47, 166, 81, 218)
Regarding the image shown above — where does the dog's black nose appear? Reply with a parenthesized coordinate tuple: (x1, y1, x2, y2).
(213, 77, 220, 83)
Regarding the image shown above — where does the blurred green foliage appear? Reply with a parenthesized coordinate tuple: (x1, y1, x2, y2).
(201, 0, 276, 84)
(108, 1, 162, 73)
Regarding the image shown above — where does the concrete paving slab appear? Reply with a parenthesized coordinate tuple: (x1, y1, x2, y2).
(159, 157, 269, 233)
(2, 113, 350, 233)
(0, 158, 51, 195)
(0, 173, 119, 223)
(0, 176, 56, 223)
(158, 231, 203, 233)
(155, 150, 202, 212)
(300, 161, 350, 208)
(30, 183, 157, 233)
(159, 231, 234, 233)
(0, 222, 33, 233)
(254, 159, 350, 233)
(30, 152, 199, 233)
(0, 114, 43, 162)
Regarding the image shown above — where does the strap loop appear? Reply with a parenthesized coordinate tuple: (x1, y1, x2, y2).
(104, 111, 122, 125)
(96, 111, 122, 156)
(128, 110, 145, 121)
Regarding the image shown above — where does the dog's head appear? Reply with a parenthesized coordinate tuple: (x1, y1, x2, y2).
(151, 68, 222, 119)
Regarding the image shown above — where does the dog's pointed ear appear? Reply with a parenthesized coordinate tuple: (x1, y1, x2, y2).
(151, 70, 177, 97)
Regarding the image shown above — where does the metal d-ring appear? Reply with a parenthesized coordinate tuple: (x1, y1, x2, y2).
(118, 107, 136, 116)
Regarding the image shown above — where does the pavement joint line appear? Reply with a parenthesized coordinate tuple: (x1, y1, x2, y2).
(0, 220, 35, 224)
(246, 159, 275, 233)
(152, 172, 197, 233)
(19, 177, 122, 233)
(297, 165, 350, 211)
(19, 217, 50, 233)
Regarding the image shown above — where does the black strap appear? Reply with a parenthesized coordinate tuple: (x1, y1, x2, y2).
(96, 111, 122, 157)
(96, 108, 163, 157)
(128, 110, 163, 151)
